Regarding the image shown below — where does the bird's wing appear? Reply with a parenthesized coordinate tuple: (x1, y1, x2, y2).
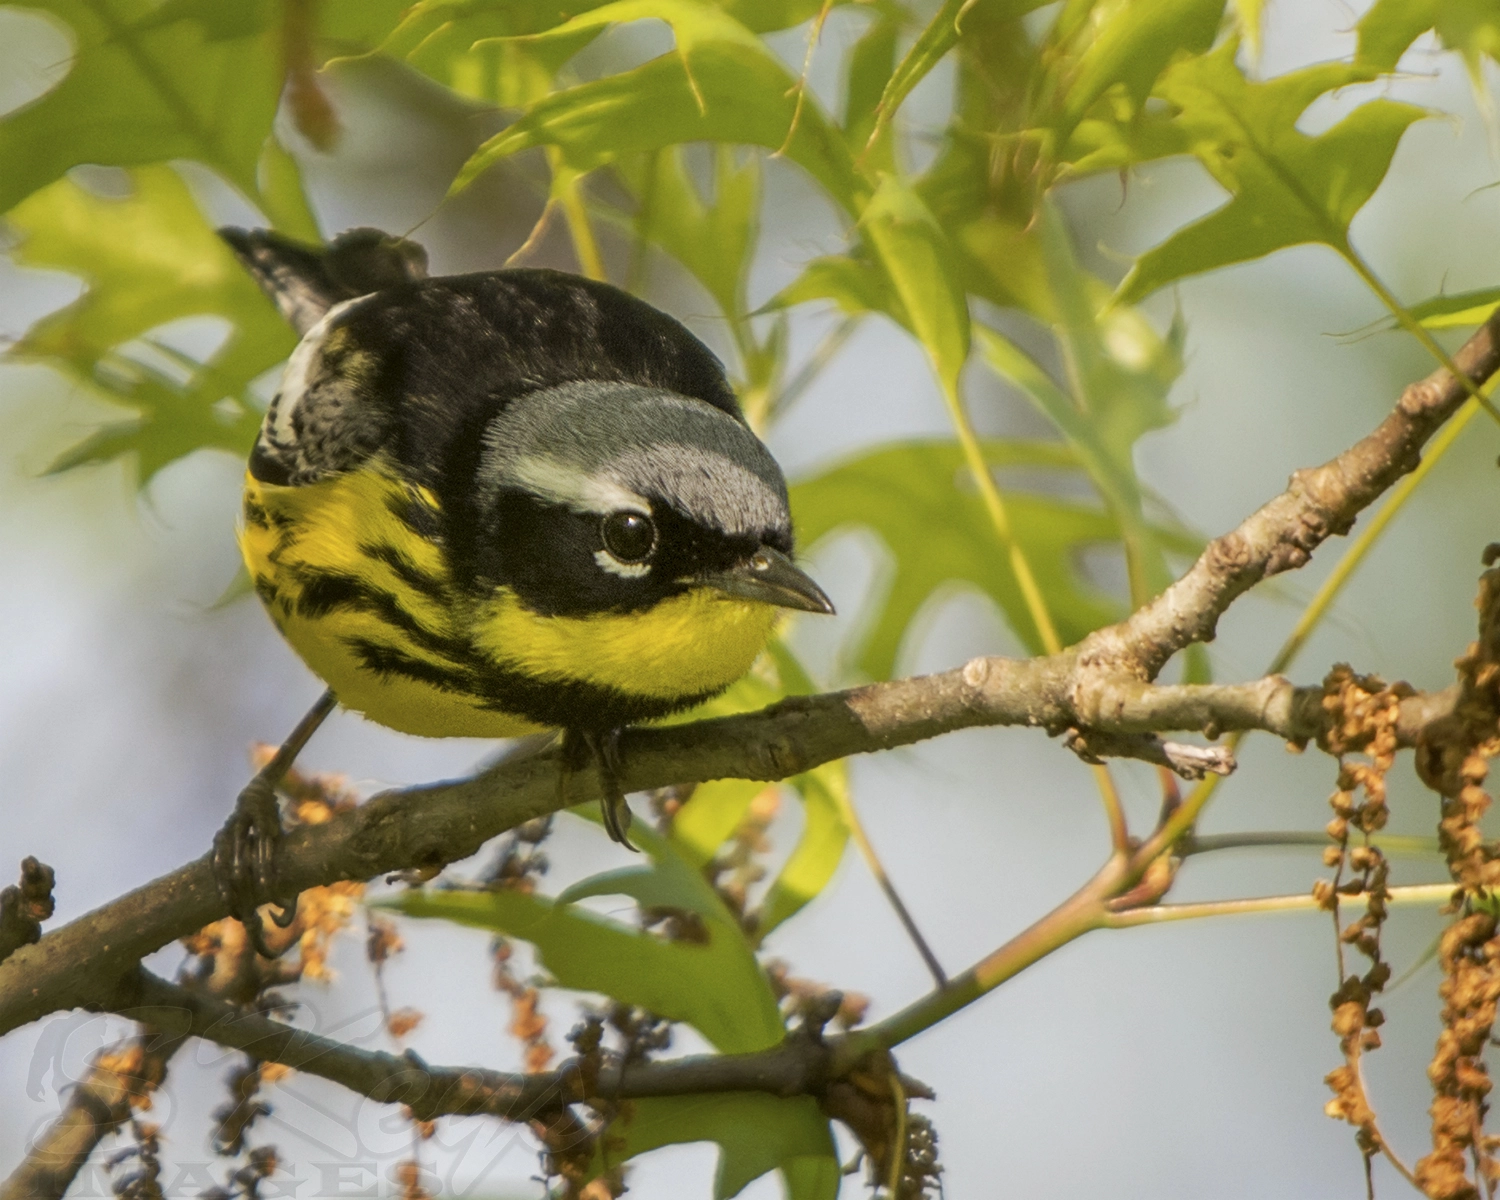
(220, 226, 428, 336)
(223, 228, 429, 486)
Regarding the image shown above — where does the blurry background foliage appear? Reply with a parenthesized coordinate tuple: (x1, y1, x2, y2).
(3, 0, 1500, 1196)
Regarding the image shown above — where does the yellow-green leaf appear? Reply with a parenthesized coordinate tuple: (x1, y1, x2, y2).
(1118, 41, 1428, 303)
(450, 0, 863, 214)
(789, 438, 1197, 670)
(598, 1094, 838, 1200)
(859, 173, 970, 392)
(1357, 0, 1500, 75)
(756, 763, 851, 937)
(381, 822, 783, 1053)
(6, 165, 296, 483)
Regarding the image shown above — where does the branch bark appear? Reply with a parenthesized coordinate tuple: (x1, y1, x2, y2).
(0, 1028, 182, 1200)
(93, 970, 831, 1120)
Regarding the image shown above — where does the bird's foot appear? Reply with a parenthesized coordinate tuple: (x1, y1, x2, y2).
(211, 768, 300, 958)
(561, 727, 637, 851)
(210, 689, 335, 959)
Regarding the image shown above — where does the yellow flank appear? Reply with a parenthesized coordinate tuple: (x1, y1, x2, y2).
(466, 588, 779, 700)
(239, 466, 779, 739)
(241, 467, 541, 739)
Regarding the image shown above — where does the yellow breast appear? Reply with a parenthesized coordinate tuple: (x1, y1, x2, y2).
(239, 468, 778, 738)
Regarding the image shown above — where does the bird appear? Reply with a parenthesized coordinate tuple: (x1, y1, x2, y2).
(213, 226, 834, 952)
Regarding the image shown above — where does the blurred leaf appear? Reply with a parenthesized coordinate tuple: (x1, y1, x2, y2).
(384, 0, 605, 108)
(1055, 0, 1225, 133)
(383, 823, 783, 1053)
(451, 0, 863, 214)
(859, 173, 969, 393)
(765, 254, 894, 318)
(1357, 0, 1500, 74)
(598, 1094, 838, 1200)
(615, 145, 759, 319)
(1119, 42, 1427, 302)
(1231, 0, 1265, 57)
(790, 438, 1195, 672)
(6, 165, 296, 483)
(0, 0, 408, 213)
(996, 206, 1184, 608)
(842, 8, 898, 162)
(756, 762, 850, 937)
(1062, 105, 1190, 177)
(0, 0, 279, 209)
(866, 0, 1051, 152)
(1405, 284, 1500, 328)
(717, 0, 848, 33)
(671, 778, 767, 865)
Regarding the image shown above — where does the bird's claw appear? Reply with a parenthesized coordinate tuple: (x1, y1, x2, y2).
(562, 728, 638, 851)
(212, 771, 299, 958)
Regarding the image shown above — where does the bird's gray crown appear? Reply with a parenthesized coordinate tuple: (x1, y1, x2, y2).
(478, 380, 791, 537)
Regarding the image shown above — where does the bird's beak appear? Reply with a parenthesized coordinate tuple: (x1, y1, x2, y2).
(701, 545, 835, 614)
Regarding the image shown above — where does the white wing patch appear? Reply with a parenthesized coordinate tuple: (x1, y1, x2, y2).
(266, 295, 370, 450)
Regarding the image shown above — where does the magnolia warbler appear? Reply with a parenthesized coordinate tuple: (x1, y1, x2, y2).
(212, 227, 833, 949)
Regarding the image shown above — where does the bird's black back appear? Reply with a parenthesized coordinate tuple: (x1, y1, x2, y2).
(346, 268, 740, 491)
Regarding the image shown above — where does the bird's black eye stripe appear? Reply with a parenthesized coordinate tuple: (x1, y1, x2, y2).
(601, 511, 656, 563)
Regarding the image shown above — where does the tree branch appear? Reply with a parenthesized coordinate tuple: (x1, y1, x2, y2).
(1, 306, 1496, 1044)
(0, 1028, 183, 1200)
(93, 970, 830, 1120)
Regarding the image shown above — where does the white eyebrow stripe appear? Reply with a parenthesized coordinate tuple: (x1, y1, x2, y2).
(508, 454, 650, 515)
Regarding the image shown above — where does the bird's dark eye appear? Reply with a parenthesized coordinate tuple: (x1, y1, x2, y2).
(601, 511, 656, 563)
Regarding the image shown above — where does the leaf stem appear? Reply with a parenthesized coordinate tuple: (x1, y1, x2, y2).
(942, 377, 1129, 846)
(855, 857, 1122, 1053)
(888, 1071, 908, 1197)
(944, 382, 1063, 654)
(1343, 247, 1500, 426)
(1101, 883, 1453, 928)
(1182, 830, 1443, 858)
(549, 151, 606, 281)
(833, 787, 948, 987)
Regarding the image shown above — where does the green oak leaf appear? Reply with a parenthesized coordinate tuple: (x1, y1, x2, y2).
(450, 0, 863, 215)
(977, 208, 1210, 680)
(1055, 0, 1225, 133)
(997, 206, 1182, 598)
(859, 172, 970, 395)
(790, 439, 1197, 673)
(756, 762, 850, 938)
(842, 8, 898, 163)
(1231, 0, 1266, 57)
(0, 0, 409, 213)
(765, 254, 895, 320)
(1118, 41, 1428, 302)
(6, 165, 296, 484)
(864, 0, 1051, 152)
(614, 144, 760, 321)
(382, 0, 606, 109)
(382, 822, 784, 1054)
(1357, 0, 1500, 76)
(599, 1094, 838, 1200)
(0, 0, 279, 210)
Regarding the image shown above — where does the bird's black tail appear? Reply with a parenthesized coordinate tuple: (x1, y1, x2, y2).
(219, 226, 428, 336)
